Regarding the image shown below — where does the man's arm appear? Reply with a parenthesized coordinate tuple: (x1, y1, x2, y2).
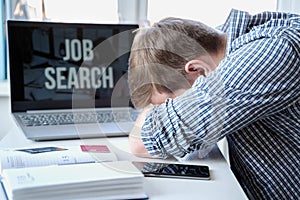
(129, 105, 153, 158)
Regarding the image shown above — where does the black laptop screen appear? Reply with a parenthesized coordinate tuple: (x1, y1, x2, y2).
(7, 20, 139, 112)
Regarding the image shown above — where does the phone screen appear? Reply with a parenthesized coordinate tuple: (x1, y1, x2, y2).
(132, 162, 210, 180)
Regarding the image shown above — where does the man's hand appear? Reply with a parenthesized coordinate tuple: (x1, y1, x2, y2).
(129, 105, 153, 158)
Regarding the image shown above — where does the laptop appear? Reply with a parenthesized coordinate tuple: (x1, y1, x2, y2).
(7, 20, 140, 141)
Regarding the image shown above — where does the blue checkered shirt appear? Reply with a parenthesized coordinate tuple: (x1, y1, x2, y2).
(141, 9, 300, 200)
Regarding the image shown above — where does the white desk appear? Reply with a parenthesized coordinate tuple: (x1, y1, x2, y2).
(0, 124, 248, 200)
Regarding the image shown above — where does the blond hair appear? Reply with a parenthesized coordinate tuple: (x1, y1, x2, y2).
(129, 17, 224, 108)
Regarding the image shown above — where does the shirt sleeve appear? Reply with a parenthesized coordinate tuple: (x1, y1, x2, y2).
(141, 36, 300, 159)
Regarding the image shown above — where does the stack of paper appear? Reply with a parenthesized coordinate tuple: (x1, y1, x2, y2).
(1, 161, 147, 200)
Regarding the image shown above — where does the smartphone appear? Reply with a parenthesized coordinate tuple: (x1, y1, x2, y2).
(132, 161, 210, 180)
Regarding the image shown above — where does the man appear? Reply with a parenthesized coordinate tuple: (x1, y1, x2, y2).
(128, 9, 299, 200)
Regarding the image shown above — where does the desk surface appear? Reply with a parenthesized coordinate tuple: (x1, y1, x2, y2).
(0, 125, 248, 200)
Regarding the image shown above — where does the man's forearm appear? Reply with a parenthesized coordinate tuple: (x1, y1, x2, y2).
(129, 106, 153, 158)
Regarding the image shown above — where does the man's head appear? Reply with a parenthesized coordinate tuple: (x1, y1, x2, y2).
(129, 17, 226, 108)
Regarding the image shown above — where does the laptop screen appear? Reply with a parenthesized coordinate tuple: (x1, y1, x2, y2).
(7, 20, 139, 112)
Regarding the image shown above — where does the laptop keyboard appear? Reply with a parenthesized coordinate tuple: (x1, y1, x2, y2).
(18, 111, 139, 127)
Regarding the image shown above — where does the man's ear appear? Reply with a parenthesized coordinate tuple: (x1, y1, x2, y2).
(184, 59, 212, 76)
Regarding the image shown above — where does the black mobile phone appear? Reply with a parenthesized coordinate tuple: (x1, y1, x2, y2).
(132, 161, 210, 180)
